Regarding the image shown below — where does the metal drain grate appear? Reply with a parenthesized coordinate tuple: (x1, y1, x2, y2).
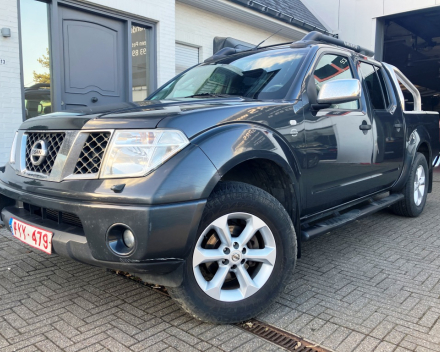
(238, 319, 329, 352)
(109, 270, 330, 352)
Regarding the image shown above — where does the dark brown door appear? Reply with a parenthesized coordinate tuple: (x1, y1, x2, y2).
(59, 6, 127, 110)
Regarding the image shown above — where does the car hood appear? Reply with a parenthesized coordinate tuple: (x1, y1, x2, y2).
(19, 98, 296, 138)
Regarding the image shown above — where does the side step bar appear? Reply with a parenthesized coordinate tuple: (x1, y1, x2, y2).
(301, 193, 404, 241)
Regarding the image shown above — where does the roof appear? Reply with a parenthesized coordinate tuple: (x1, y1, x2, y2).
(229, 0, 329, 34)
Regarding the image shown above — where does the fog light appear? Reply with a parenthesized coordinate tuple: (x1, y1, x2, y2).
(123, 229, 135, 248)
(106, 224, 136, 256)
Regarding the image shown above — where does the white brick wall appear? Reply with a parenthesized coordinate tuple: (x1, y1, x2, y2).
(176, 2, 294, 61)
(0, 0, 22, 165)
(0, 0, 305, 168)
(0, 0, 176, 167)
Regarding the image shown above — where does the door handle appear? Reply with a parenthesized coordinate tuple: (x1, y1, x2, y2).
(359, 124, 372, 131)
(394, 123, 403, 129)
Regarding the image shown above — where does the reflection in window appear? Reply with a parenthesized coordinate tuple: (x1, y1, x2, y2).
(150, 49, 307, 100)
(131, 25, 151, 101)
(314, 54, 358, 110)
(360, 63, 385, 110)
(20, 0, 51, 119)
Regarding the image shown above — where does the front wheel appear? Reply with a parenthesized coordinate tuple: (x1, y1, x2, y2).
(168, 182, 297, 324)
(391, 152, 429, 217)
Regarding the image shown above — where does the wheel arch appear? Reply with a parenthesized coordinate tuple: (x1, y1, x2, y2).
(392, 125, 433, 193)
(193, 123, 303, 256)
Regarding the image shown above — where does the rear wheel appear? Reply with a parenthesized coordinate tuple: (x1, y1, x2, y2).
(168, 181, 297, 324)
(391, 152, 428, 217)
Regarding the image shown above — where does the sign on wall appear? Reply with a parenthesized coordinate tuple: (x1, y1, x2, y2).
(131, 25, 150, 98)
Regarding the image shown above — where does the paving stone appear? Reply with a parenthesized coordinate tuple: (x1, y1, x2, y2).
(100, 337, 133, 352)
(35, 339, 64, 352)
(44, 329, 74, 348)
(2, 176, 440, 352)
(354, 336, 381, 352)
(385, 328, 407, 345)
(374, 341, 397, 352)
(336, 331, 366, 352)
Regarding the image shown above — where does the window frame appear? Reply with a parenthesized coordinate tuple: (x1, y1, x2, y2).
(307, 50, 364, 112)
(375, 66, 391, 108)
(358, 60, 392, 112)
(131, 23, 155, 100)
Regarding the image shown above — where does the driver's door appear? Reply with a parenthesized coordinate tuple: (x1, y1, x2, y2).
(301, 51, 375, 214)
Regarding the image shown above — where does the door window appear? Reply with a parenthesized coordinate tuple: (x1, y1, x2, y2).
(359, 62, 387, 110)
(314, 54, 359, 110)
(376, 67, 390, 107)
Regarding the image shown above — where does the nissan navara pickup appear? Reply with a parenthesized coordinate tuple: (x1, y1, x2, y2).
(1, 32, 439, 324)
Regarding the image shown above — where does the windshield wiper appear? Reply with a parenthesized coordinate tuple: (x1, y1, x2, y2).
(183, 93, 242, 98)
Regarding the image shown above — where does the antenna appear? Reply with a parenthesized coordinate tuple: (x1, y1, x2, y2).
(254, 29, 283, 49)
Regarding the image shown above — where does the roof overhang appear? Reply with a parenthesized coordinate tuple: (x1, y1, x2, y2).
(177, 0, 314, 41)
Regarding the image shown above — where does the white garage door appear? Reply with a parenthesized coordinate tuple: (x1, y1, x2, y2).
(176, 43, 199, 75)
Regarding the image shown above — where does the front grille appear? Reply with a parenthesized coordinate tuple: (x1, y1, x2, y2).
(23, 203, 83, 229)
(25, 132, 65, 175)
(74, 132, 111, 175)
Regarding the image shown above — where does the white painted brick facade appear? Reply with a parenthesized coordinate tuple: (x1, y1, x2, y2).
(0, 0, 306, 167)
(176, 2, 294, 61)
(0, 0, 22, 165)
(0, 0, 176, 166)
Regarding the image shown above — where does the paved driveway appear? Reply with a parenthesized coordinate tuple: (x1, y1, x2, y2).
(0, 173, 440, 351)
(259, 171, 440, 352)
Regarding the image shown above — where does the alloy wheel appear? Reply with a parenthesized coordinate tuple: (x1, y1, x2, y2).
(414, 165, 426, 206)
(192, 212, 276, 302)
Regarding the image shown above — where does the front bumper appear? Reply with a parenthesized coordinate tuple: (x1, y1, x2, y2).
(0, 180, 206, 287)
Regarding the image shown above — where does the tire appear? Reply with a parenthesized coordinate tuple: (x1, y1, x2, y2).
(168, 181, 297, 324)
(391, 152, 429, 217)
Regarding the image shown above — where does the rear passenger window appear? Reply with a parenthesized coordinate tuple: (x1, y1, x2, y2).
(360, 62, 387, 110)
(376, 67, 390, 108)
(314, 54, 359, 110)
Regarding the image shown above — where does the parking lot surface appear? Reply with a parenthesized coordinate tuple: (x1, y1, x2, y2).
(0, 173, 440, 351)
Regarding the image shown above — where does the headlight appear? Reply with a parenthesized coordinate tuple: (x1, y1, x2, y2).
(9, 132, 18, 164)
(101, 129, 189, 179)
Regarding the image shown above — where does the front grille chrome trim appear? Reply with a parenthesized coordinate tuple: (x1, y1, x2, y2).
(16, 129, 114, 182)
(73, 132, 111, 175)
(25, 132, 66, 175)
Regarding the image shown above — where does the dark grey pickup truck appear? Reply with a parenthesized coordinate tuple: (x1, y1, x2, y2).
(1, 32, 439, 323)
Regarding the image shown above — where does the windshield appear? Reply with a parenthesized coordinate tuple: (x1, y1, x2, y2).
(149, 48, 307, 100)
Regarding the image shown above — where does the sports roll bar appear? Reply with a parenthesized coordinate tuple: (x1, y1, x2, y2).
(383, 63, 422, 112)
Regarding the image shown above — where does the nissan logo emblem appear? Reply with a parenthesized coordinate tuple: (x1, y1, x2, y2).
(30, 140, 48, 166)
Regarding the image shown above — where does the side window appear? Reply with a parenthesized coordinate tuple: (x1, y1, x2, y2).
(314, 54, 359, 110)
(376, 67, 390, 107)
(359, 62, 387, 110)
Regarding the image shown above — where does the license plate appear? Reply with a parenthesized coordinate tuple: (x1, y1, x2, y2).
(9, 218, 53, 254)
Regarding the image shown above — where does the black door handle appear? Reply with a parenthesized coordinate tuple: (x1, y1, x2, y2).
(359, 124, 372, 131)
(394, 123, 403, 128)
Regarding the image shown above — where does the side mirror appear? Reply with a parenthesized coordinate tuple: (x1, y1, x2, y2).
(317, 79, 361, 105)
